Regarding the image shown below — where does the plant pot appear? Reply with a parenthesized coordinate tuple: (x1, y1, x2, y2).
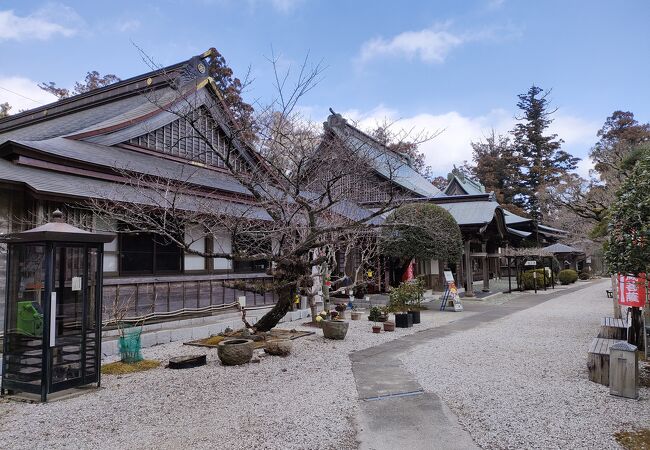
(395, 313, 412, 328)
(217, 339, 254, 365)
(372, 325, 381, 334)
(322, 320, 349, 340)
(351, 311, 363, 320)
(408, 310, 421, 324)
(383, 321, 395, 332)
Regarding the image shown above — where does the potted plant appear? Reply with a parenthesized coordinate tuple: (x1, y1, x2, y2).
(388, 283, 412, 328)
(335, 302, 347, 319)
(322, 318, 349, 340)
(383, 320, 395, 332)
(351, 306, 363, 320)
(371, 321, 381, 333)
(406, 278, 425, 325)
(368, 305, 387, 322)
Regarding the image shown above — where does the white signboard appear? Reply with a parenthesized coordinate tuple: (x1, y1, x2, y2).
(444, 271, 463, 311)
(71, 276, 82, 291)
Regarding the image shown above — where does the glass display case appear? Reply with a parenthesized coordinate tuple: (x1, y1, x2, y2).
(1, 210, 113, 402)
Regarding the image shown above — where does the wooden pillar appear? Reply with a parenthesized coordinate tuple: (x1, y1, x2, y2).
(482, 243, 489, 292)
(464, 240, 475, 297)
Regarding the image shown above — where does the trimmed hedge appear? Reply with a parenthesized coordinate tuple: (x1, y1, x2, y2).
(520, 268, 553, 290)
(558, 269, 578, 285)
(578, 271, 590, 280)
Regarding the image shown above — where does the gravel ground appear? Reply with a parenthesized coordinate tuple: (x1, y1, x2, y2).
(0, 310, 461, 450)
(401, 280, 650, 449)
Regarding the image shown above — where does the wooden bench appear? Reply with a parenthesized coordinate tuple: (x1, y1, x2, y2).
(598, 317, 629, 340)
(587, 337, 624, 385)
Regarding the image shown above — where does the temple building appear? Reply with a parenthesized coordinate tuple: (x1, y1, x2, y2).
(0, 50, 566, 336)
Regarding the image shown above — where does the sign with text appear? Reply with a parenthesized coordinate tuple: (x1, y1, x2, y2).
(443, 271, 463, 311)
(617, 274, 647, 308)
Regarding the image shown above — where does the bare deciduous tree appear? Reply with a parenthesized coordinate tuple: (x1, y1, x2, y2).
(84, 49, 429, 332)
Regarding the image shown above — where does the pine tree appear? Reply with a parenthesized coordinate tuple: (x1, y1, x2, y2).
(511, 86, 579, 221)
(470, 130, 522, 208)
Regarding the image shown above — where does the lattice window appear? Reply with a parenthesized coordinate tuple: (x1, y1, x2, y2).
(128, 107, 244, 171)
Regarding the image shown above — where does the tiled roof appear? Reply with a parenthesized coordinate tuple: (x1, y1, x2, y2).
(542, 243, 583, 253)
(325, 112, 442, 199)
(0, 158, 270, 220)
(6, 137, 251, 196)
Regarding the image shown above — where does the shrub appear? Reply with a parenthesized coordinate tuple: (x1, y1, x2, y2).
(381, 203, 463, 264)
(558, 269, 578, 285)
(368, 306, 384, 322)
(578, 271, 590, 280)
(519, 269, 553, 290)
(387, 280, 425, 312)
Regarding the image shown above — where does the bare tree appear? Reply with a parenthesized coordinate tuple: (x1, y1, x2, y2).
(84, 49, 426, 332)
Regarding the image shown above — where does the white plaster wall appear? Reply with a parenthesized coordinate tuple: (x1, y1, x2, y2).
(184, 224, 206, 271)
(213, 230, 232, 270)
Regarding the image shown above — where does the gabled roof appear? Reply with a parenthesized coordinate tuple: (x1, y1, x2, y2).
(542, 243, 583, 254)
(324, 111, 442, 199)
(444, 167, 485, 196)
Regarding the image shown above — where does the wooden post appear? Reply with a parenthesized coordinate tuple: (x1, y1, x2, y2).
(482, 242, 489, 292)
(464, 240, 474, 297)
(611, 274, 622, 319)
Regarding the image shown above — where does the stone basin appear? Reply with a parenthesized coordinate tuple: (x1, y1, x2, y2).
(217, 339, 254, 365)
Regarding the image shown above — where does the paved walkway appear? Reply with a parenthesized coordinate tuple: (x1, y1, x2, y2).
(351, 281, 599, 450)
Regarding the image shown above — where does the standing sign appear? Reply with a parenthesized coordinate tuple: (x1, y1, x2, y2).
(618, 274, 647, 308)
(442, 270, 463, 312)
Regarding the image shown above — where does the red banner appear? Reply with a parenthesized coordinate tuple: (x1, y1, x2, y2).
(402, 259, 415, 282)
(618, 273, 647, 308)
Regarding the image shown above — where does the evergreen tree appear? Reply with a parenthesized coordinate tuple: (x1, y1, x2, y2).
(511, 85, 579, 221)
(470, 130, 522, 208)
(590, 110, 650, 185)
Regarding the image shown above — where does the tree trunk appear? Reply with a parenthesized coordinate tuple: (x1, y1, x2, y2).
(628, 307, 644, 351)
(611, 274, 622, 319)
(253, 261, 302, 332)
(254, 282, 294, 332)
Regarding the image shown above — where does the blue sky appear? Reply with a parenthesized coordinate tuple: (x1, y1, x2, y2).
(1, 0, 648, 176)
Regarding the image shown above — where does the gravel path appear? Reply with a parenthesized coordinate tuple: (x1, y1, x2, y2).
(0, 311, 460, 449)
(401, 280, 650, 449)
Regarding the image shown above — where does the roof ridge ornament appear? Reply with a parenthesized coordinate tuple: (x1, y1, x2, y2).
(52, 209, 64, 223)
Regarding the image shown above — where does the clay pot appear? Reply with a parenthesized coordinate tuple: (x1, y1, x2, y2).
(217, 339, 254, 365)
(372, 325, 381, 334)
(351, 311, 363, 321)
(322, 320, 349, 340)
(383, 321, 395, 332)
(264, 339, 292, 356)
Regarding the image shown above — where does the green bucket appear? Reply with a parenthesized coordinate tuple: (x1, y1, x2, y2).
(118, 326, 143, 364)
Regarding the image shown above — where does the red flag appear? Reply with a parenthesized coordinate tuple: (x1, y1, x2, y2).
(402, 259, 415, 282)
(618, 273, 647, 307)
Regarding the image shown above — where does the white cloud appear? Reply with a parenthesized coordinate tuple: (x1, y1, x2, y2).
(0, 77, 58, 113)
(0, 3, 83, 42)
(246, 0, 303, 13)
(339, 106, 598, 177)
(359, 25, 464, 64)
(117, 19, 140, 33)
(487, 0, 506, 9)
(357, 23, 520, 64)
(575, 157, 595, 180)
